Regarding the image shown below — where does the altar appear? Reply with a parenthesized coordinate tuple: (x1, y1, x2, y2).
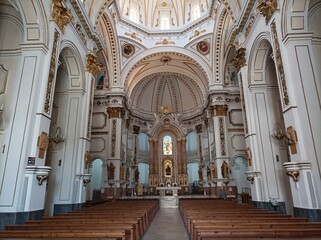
(156, 186, 181, 196)
(156, 186, 181, 208)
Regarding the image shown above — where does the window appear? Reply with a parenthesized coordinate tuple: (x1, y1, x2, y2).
(160, 16, 170, 30)
(129, 8, 139, 23)
(163, 135, 172, 155)
(191, 4, 200, 21)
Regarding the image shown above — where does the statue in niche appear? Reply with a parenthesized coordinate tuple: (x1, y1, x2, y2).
(211, 164, 217, 179)
(165, 164, 171, 176)
(221, 161, 229, 178)
(126, 168, 129, 181)
(134, 167, 139, 182)
(198, 165, 203, 181)
(207, 166, 211, 180)
(120, 163, 125, 180)
(108, 162, 115, 180)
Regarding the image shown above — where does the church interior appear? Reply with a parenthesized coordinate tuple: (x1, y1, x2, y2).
(0, 0, 321, 238)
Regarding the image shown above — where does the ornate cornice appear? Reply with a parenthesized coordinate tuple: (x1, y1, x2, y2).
(69, 0, 105, 50)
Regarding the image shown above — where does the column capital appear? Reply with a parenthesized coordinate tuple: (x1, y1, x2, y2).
(107, 107, 124, 119)
(133, 125, 140, 134)
(209, 105, 228, 116)
(195, 124, 203, 133)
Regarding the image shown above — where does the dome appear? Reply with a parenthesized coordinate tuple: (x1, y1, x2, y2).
(117, 0, 214, 32)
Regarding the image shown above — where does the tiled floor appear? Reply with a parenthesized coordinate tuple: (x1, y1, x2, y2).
(142, 208, 189, 240)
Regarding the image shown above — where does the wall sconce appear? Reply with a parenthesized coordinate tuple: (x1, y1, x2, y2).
(271, 124, 298, 154)
(36, 175, 49, 185)
(286, 170, 300, 182)
(83, 179, 91, 187)
(49, 127, 65, 144)
(271, 123, 287, 141)
(246, 176, 254, 184)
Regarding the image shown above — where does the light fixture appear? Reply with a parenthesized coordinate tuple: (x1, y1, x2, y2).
(271, 123, 287, 141)
(49, 127, 65, 144)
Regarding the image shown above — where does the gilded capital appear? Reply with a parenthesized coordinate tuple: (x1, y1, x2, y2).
(52, 0, 73, 33)
(257, 0, 277, 24)
(211, 105, 228, 116)
(133, 125, 140, 134)
(86, 51, 101, 76)
(195, 124, 203, 133)
(107, 107, 124, 119)
(231, 47, 246, 71)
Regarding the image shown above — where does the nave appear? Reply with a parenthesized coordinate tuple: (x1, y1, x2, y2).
(1, 198, 321, 240)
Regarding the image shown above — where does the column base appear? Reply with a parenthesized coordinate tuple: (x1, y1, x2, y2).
(53, 203, 86, 215)
(252, 201, 286, 214)
(293, 207, 321, 222)
(0, 209, 44, 230)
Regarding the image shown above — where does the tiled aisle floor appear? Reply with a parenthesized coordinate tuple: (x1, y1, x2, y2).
(142, 208, 189, 240)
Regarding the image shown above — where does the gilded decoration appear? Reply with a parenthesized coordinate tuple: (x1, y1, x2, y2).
(86, 51, 101, 76)
(195, 124, 203, 133)
(257, 0, 277, 24)
(133, 125, 140, 135)
(231, 47, 247, 71)
(107, 107, 124, 118)
(111, 120, 116, 157)
(163, 159, 173, 177)
(84, 151, 91, 169)
(44, 30, 60, 114)
(219, 117, 226, 156)
(37, 132, 49, 159)
(212, 105, 228, 116)
(122, 43, 135, 58)
(271, 21, 290, 106)
(36, 175, 49, 186)
(189, 29, 206, 40)
(239, 74, 248, 134)
(286, 170, 300, 182)
(52, 0, 73, 33)
(155, 39, 175, 45)
(125, 32, 142, 42)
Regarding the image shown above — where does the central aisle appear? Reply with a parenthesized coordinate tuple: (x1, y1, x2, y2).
(142, 208, 189, 240)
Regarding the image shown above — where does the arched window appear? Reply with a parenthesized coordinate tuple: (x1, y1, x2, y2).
(130, 8, 139, 23)
(191, 4, 200, 21)
(160, 16, 170, 30)
(163, 135, 172, 155)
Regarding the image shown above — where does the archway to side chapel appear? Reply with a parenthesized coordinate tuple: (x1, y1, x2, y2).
(45, 46, 85, 216)
(248, 36, 292, 213)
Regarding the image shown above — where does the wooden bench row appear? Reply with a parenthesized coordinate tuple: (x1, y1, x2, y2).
(0, 199, 159, 240)
(179, 199, 321, 240)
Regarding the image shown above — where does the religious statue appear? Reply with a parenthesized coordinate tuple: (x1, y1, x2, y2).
(211, 165, 217, 179)
(198, 166, 203, 181)
(207, 166, 211, 180)
(120, 163, 125, 180)
(221, 161, 229, 178)
(126, 168, 130, 181)
(134, 167, 139, 182)
(165, 165, 171, 176)
(108, 162, 115, 180)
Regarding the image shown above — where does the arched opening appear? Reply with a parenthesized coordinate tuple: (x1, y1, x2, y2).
(88, 158, 103, 201)
(45, 47, 85, 216)
(233, 156, 249, 195)
(248, 37, 292, 213)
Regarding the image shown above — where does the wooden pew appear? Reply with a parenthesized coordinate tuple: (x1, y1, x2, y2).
(0, 199, 159, 240)
(179, 199, 321, 240)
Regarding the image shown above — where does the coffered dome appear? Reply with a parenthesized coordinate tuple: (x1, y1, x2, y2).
(129, 72, 205, 120)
